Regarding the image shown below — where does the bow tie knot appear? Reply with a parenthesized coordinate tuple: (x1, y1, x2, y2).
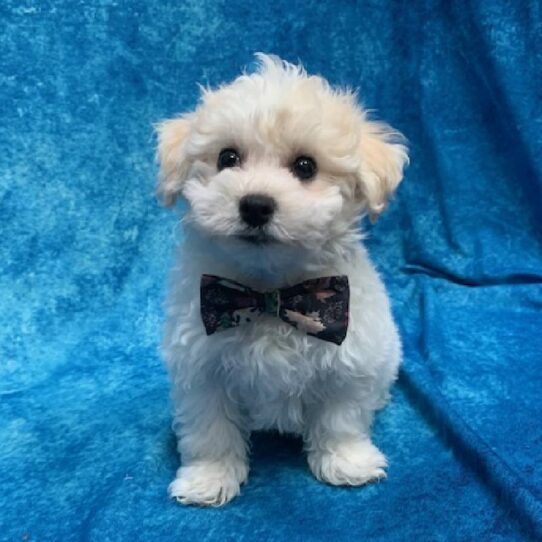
(262, 290, 280, 316)
(200, 274, 349, 345)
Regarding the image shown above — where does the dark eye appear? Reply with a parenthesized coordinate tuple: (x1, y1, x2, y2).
(291, 156, 317, 180)
(217, 148, 241, 170)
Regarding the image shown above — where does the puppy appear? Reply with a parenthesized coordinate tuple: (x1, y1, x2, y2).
(157, 54, 408, 506)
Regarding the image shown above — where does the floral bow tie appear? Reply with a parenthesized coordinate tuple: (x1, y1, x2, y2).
(200, 274, 349, 345)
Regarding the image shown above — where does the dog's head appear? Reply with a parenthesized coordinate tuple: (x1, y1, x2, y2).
(157, 55, 407, 264)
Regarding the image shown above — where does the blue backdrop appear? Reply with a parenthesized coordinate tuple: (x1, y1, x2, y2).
(1, 1, 541, 540)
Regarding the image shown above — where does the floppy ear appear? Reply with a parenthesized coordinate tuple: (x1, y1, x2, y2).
(357, 120, 408, 220)
(156, 116, 192, 206)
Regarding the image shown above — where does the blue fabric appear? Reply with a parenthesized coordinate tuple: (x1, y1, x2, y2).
(1, 1, 541, 540)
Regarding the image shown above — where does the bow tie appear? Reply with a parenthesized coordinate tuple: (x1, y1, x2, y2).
(200, 274, 349, 345)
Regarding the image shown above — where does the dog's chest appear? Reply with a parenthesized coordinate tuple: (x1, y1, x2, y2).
(218, 317, 324, 384)
(214, 318, 335, 431)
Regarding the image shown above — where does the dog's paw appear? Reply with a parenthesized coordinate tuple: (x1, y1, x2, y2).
(308, 439, 387, 486)
(168, 459, 248, 506)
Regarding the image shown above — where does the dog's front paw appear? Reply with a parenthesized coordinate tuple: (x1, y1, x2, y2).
(168, 459, 248, 506)
(308, 439, 387, 486)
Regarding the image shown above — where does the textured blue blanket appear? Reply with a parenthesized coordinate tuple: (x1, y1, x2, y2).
(1, 1, 541, 540)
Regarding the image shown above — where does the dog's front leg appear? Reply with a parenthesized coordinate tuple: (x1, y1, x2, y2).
(168, 379, 249, 506)
(304, 398, 387, 486)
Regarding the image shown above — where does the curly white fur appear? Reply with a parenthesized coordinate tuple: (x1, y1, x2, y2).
(157, 54, 408, 506)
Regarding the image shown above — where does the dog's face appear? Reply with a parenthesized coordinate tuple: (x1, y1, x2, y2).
(157, 55, 407, 267)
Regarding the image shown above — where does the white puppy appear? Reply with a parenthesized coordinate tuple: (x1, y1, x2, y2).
(157, 54, 408, 506)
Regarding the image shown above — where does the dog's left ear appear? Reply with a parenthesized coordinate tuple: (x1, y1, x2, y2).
(356, 120, 408, 220)
(155, 116, 192, 206)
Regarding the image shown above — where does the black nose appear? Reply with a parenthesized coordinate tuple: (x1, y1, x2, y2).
(239, 194, 276, 227)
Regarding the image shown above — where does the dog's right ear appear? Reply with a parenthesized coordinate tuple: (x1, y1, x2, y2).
(155, 116, 192, 206)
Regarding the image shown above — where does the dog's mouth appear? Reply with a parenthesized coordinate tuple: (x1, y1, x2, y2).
(236, 230, 276, 246)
